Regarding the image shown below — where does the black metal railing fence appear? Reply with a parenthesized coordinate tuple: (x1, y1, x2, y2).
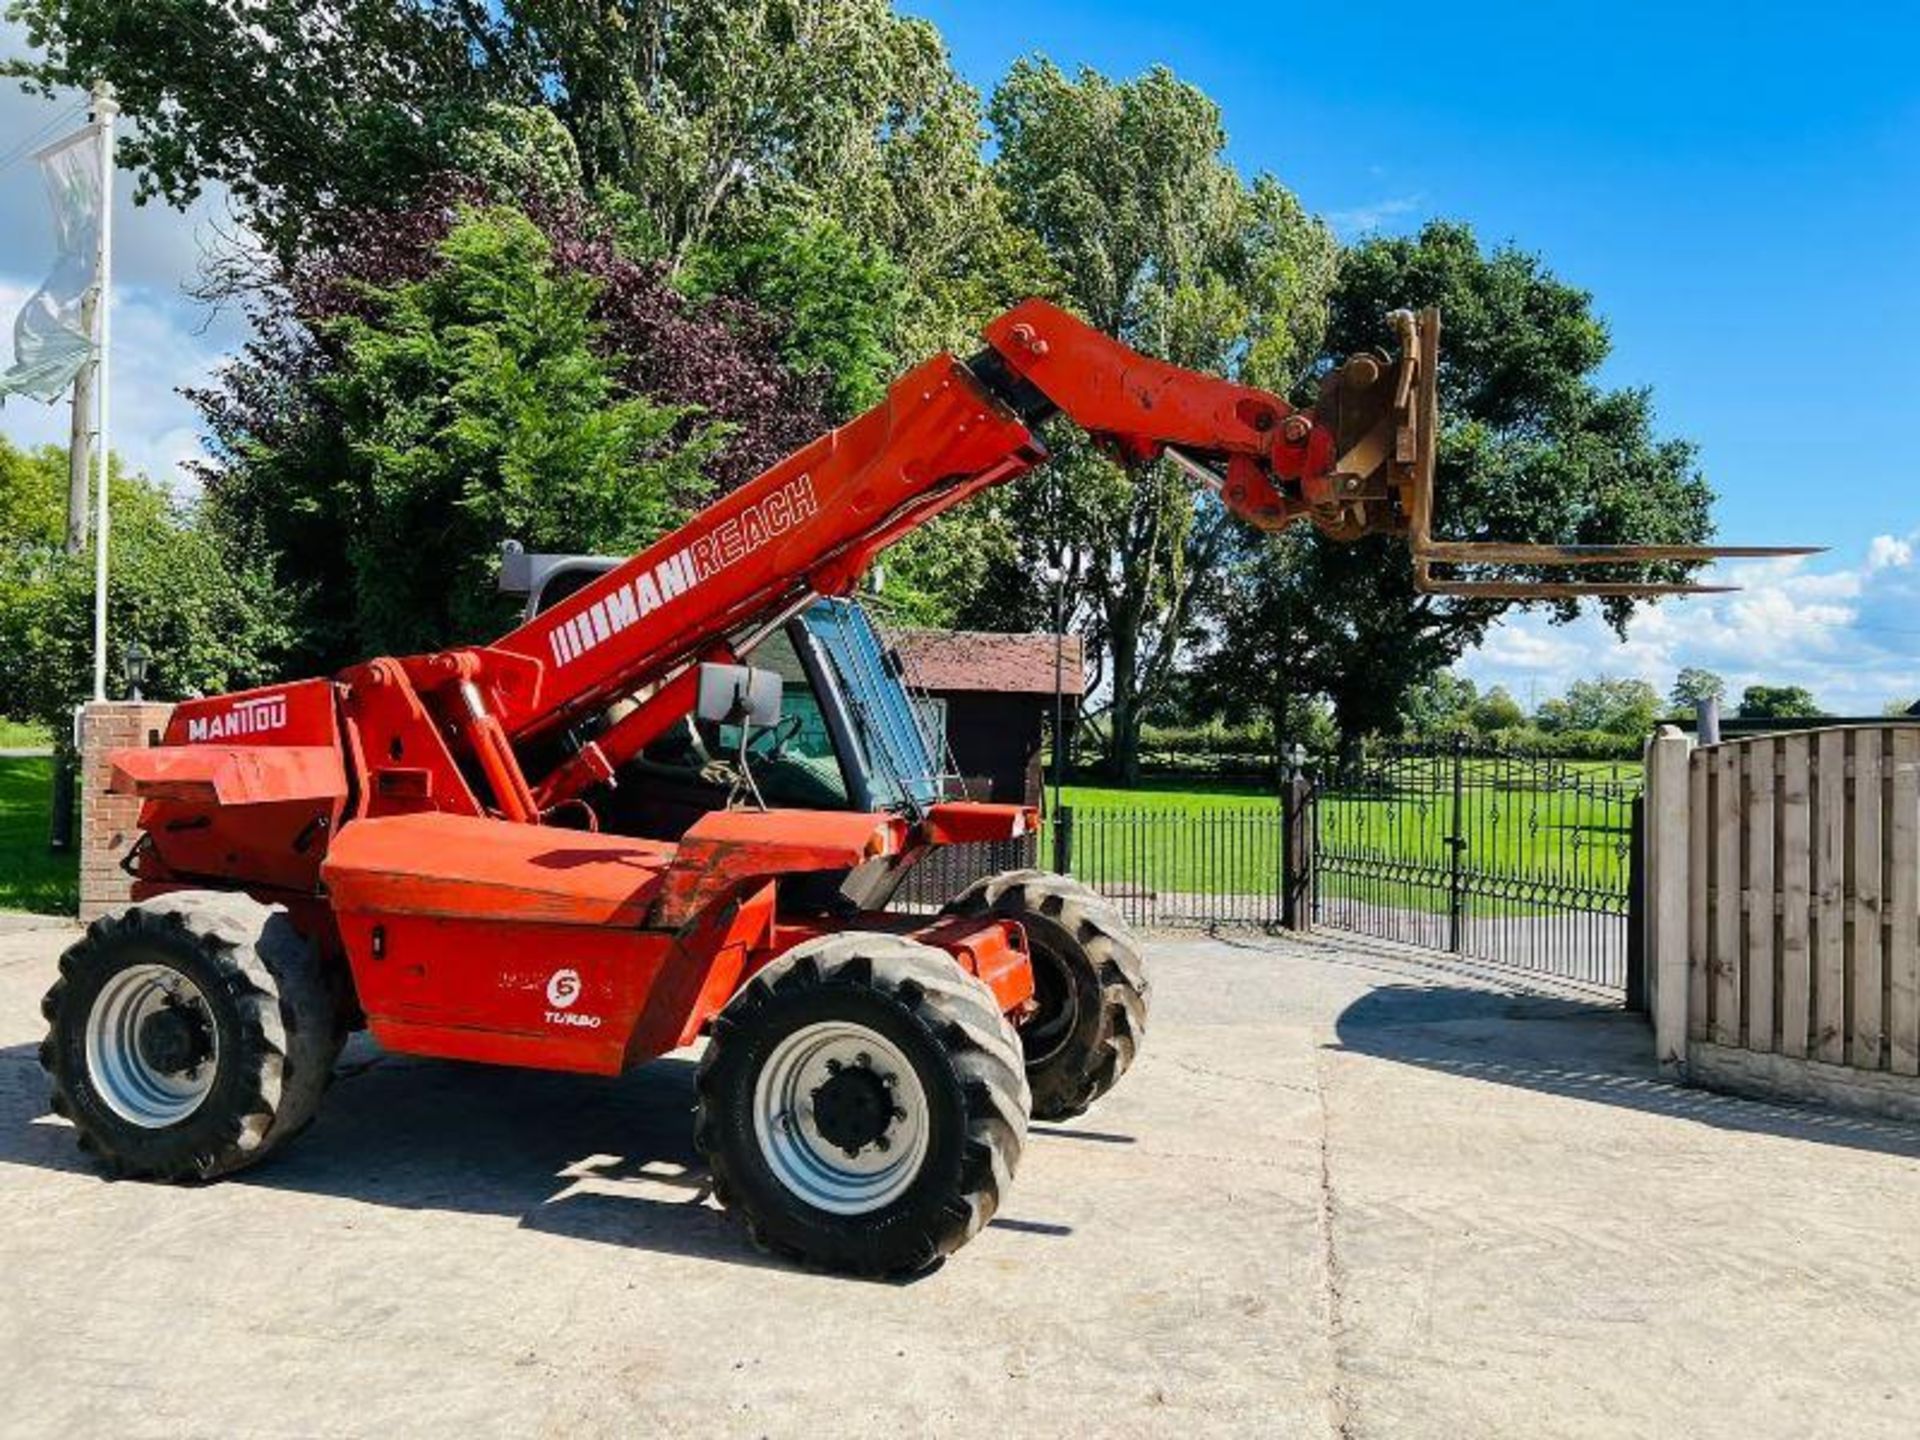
(888, 740, 1641, 993)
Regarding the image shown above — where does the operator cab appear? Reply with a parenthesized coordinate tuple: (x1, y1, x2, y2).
(500, 544, 949, 844)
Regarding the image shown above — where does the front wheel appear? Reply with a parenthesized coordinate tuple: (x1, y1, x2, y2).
(695, 933, 1029, 1276)
(942, 869, 1149, 1120)
(40, 891, 341, 1180)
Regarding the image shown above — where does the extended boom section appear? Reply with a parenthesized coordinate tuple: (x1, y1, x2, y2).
(352, 298, 1809, 822)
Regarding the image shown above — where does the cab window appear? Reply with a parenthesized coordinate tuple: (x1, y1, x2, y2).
(639, 627, 851, 809)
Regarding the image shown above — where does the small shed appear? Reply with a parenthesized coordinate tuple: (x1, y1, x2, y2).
(893, 629, 1084, 808)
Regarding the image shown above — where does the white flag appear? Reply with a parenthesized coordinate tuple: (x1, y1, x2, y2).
(0, 124, 103, 402)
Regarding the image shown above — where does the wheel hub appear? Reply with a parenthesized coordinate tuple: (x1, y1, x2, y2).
(84, 963, 220, 1128)
(136, 1003, 212, 1076)
(810, 1062, 896, 1155)
(752, 1022, 931, 1215)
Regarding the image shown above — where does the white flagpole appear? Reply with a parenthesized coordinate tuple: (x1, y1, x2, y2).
(90, 81, 117, 702)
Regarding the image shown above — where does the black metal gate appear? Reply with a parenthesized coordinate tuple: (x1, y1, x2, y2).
(894, 741, 1641, 994)
(1311, 741, 1641, 990)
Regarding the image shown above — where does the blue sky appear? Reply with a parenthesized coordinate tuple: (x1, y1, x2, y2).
(4, 6, 1918, 710)
(908, 0, 1920, 712)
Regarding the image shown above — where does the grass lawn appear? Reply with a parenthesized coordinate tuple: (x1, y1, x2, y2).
(1057, 762, 1641, 910)
(1316, 763, 1639, 885)
(0, 718, 53, 749)
(0, 757, 76, 915)
(1063, 777, 1284, 813)
(1061, 779, 1288, 897)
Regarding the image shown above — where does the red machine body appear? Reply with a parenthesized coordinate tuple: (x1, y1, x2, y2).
(60, 293, 1819, 1277)
(108, 298, 1425, 1072)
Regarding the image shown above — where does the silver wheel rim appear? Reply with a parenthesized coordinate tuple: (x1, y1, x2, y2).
(84, 963, 219, 1128)
(751, 1021, 931, 1215)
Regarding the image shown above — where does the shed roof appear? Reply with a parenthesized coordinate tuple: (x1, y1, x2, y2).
(893, 629, 1085, 697)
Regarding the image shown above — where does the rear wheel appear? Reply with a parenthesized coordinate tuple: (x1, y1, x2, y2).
(943, 869, 1149, 1120)
(40, 891, 342, 1180)
(696, 933, 1028, 1275)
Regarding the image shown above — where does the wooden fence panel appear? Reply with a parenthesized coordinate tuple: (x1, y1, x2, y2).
(1712, 746, 1743, 1046)
(1779, 734, 1812, 1060)
(1688, 757, 1710, 1043)
(1662, 724, 1920, 1089)
(1853, 730, 1885, 1070)
(1744, 739, 1776, 1054)
(1891, 727, 1920, 1077)
(1814, 730, 1848, 1066)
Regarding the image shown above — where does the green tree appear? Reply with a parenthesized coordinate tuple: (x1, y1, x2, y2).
(0, 434, 65, 542)
(508, 0, 1054, 360)
(987, 59, 1338, 781)
(1738, 684, 1824, 720)
(1201, 220, 1715, 740)
(1536, 677, 1661, 737)
(205, 206, 723, 664)
(9, 1, 1037, 357)
(529, 2, 1013, 277)
(685, 211, 907, 420)
(0, 437, 291, 736)
(1472, 685, 1526, 734)
(5, 0, 498, 257)
(1400, 671, 1479, 736)
(1670, 666, 1727, 711)
(868, 509, 1024, 629)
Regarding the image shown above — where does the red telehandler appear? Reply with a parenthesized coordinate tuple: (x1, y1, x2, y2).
(40, 301, 1802, 1274)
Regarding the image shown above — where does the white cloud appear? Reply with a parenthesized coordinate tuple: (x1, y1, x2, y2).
(1868, 533, 1912, 571)
(1460, 537, 1920, 715)
(0, 43, 254, 293)
(0, 276, 239, 495)
(1326, 194, 1425, 239)
(2, 21, 249, 495)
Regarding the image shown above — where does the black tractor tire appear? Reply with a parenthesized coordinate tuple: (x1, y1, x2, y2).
(40, 890, 343, 1181)
(695, 933, 1029, 1276)
(943, 868, 1149, 1121)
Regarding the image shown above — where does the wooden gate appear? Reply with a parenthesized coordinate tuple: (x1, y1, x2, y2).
(1644, 724, 1920, 1115)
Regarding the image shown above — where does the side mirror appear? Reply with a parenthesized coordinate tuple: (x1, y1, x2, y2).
(696, 663, 783, 728)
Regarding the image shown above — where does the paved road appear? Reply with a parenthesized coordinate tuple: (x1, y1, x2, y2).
(2, 922, 1916, 1437)
(0, 914, 67, 937)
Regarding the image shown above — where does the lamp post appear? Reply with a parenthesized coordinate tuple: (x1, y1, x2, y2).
(122, 640, 148, 702)
(1280, 742, 1311, 931)
(1042, 564, 1066, 819)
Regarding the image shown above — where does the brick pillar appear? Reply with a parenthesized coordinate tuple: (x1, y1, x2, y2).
(78, 701, 175, 922)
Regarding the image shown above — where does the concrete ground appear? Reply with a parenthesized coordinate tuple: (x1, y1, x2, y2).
(2, 923, 1917, 1439)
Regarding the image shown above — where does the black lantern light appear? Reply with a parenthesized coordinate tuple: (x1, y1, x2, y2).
(123, 640, 149, 702)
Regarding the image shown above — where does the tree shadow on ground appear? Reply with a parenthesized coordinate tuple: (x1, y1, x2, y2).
(0, 1034, 1072, 1278)
(1332, 980, 1920, 1161)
